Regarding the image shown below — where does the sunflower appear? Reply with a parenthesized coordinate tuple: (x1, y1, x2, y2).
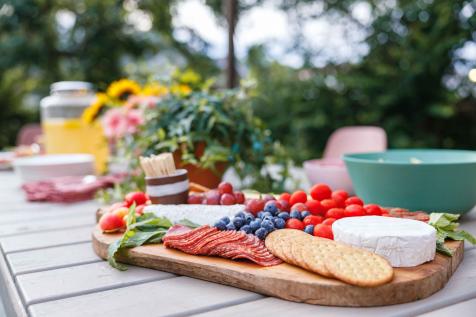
(81, 93, 109, 124)
(106, 79, 141, 101)
(141, 83, 169, 97)
(170, 84, 192, 96)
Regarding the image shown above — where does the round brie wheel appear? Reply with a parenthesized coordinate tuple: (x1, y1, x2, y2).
(333, 216, 436, 267)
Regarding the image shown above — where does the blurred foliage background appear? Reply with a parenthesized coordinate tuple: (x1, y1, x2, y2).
(0, 0, 475, 162)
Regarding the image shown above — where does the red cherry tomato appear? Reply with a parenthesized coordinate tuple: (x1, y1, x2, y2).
(279, 192, 291, 202)
(303, 215, 324, 226)
(289, 190, 307, 206)
(233, 191, 245, 204)
(320, 199, 338, 211)
(187, 194, 203, 204)
(345, 196, 364, 207)
(325, 208, 345, 219)
(305, 199, 326, 215)
(310, 183, 332, 201)
(218, 182, 233, 195)
(364, 204, 383, 216)
(125, 192, 148, 207)
(220, 193, 236, 205)
(322, 218, 336, 226)
(285, 218, 305, 230)
(332, 190, 349, 201)
(344, 204, 366, 217)
(313, 224, 334, 239)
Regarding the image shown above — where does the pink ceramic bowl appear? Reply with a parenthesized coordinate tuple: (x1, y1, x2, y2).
(303, 158, 354, 194)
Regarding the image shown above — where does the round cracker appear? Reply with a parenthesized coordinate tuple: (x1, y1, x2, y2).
(265, 229, 307, 264)
(325, 245, 394, 287)
(301, 238, 338, 277)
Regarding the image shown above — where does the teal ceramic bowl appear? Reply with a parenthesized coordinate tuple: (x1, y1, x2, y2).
(343, 149, 476, 214)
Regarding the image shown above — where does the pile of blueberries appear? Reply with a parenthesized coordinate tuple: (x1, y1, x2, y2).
(213, 203, 312, 240)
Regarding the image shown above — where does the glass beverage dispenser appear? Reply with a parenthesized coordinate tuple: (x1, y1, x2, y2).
(40, 81, 109, 173)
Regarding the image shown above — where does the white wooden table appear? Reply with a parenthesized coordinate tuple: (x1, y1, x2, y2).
(0, 171, 475, 317)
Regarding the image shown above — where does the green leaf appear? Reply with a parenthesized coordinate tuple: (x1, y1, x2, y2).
(176, 218, 201, 229)
(108, 239, 128, 271)
(436, 240, 453, 257)
(446, 230, 476, 244)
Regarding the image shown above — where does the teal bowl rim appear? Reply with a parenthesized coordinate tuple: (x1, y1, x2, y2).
(343, 149, 476, 166)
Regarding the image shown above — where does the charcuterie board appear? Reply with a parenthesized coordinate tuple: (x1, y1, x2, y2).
(92, 226, 464, 307)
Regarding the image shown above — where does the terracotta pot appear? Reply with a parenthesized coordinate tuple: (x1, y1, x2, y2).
(172, 142, 227, 189)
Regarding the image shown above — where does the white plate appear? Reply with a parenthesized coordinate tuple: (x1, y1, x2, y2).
(13, 154, 95, 183)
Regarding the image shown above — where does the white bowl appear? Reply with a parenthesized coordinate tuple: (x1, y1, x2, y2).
(303, 159, 354, 194)
(13, 154, 95, 183)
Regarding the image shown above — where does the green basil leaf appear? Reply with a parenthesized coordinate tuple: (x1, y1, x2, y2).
(436, 240, 453, 257)
(446, 230, 476, 244)
(176, 218, 201, 229)
(108, 239, 128, 271)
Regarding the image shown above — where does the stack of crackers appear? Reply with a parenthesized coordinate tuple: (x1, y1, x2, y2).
(265, 229, 394, 287)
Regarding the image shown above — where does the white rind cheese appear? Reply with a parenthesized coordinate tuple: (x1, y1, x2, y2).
(144, 204, 245, 226)
(333, 216, 436, 267)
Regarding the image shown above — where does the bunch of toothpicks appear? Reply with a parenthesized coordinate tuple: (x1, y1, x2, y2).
(140, 153, 177, 178)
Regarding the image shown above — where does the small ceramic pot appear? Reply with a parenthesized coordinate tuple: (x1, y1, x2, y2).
(145, 169, 189, 204)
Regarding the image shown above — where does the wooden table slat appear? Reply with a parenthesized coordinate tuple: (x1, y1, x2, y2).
(417, 297, 476, 316)
(17, 261, 175, 305)
(0, 226, 92, 253)
(28, 276, 263, 317)
(7, 242, 101, 275)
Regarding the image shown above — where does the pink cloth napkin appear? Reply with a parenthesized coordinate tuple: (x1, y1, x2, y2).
(22, 174, 124, 203)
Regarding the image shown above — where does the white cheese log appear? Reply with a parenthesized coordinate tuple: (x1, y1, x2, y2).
(144, 204, 245, 226)
(333, 216, 436, 267)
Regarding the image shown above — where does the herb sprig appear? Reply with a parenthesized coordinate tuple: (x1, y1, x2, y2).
(429, 213, 476, 256)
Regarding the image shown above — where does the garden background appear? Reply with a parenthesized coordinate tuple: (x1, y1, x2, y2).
(1, 0, 475, 163)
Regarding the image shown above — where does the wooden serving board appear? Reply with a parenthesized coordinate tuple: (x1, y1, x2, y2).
(92, 226, 464, 307)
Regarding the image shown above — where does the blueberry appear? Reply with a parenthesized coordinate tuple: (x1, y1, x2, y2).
(304, 225, 314, 235)
(220, 217, 230, 224)
(244, 214, 254, 224)
(240, 225, 252, 234)
(264, 204, 278, 215)
(214, 220, 227, 231)
(290, 210, 302, 220)
(273, 217, 286, 229)
(235, 211, 246, 219)
(262, 211, 273, 219)
(226, 223, 236, 230)
(261, 219, 275, 231)
(301, 211, 311, 218)
(257, 211, 264, 219)
(232, 217, 245, 229)
(277, 212, 290, 221)
(255, 228, 268, 240)
(249, 220, 261, 232)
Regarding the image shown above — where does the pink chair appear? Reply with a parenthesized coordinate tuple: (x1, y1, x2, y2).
(303, 126, 387, 193)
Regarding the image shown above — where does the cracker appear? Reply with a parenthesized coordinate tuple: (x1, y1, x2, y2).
(300, 238, 338, 277)
(325, 245, 394, 287)
(265, 229, 307, 264)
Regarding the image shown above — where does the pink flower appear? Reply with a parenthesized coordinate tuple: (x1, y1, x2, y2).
(102, 108, 127, 140)
(125, 109, 144, 134)
(125, 95, 159, 110)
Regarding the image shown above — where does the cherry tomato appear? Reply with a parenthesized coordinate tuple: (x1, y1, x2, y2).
(187, 194, 203, 204)
(331, 190, 349, 201)
(303, 215, 324, 226)
(345, 196, 364, 207)
(322, 218, 336, 226)
(280, 192, 291, 202)
(289, 190, 307, 206)
(290, 202, 307, 212)
(313, 224, 334, 239)
(364, 204, 383, 216)
(262, 194, 276, 202)
(320, 199, 338, 212)
(112, 207, 129, 219)
(218, 182, 233, 195)
(310, 183, 332, 201)
(325, 208, 345, 219)
(344, 204, 366, 217)
(305, 199, 326, 215)
(285, 218, 305, 230)
(125, 192, 148, 207)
